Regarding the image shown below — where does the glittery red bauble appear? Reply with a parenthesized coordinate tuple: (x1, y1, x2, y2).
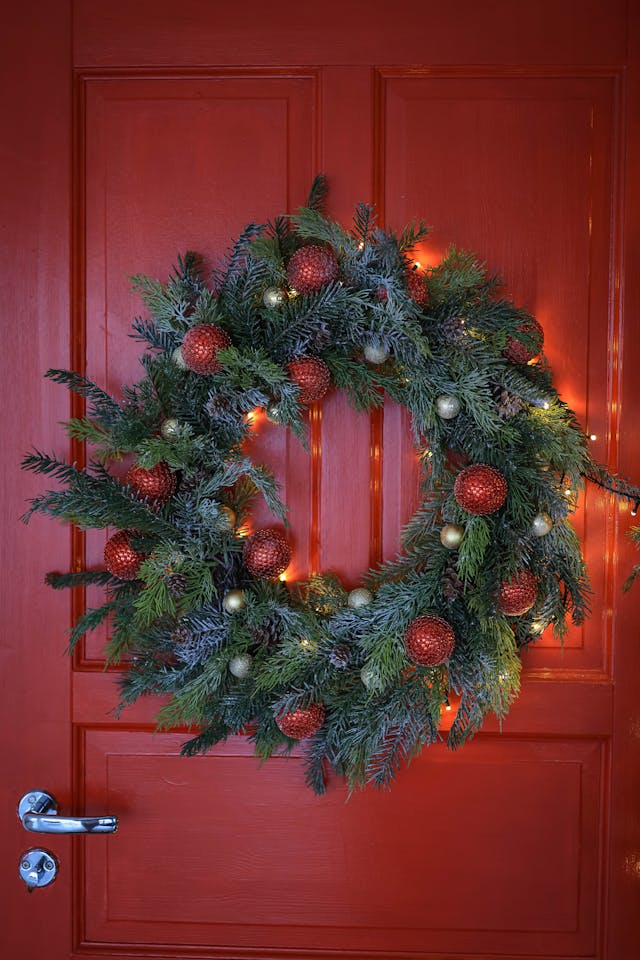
(243, 528, 292, 579)
(286, 356, 331, 404)
(454, 464, 508, 515)
(404, 615, 455, 666)
(181, 324, 231, 374)
(498, 569, 538, 616)
(126, 461, 177, 505)
(406, 269, 429, 308)
(276, 702, 326, 739)
(286, 245, 339, 294)
(104, 530, 147, 580)
(503, 318, 544, 364)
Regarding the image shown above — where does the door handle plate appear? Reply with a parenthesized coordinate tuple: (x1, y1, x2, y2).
(19, 848, 58, 892)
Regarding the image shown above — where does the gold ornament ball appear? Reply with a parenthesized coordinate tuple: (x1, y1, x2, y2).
(222, 589, 246, 613)
(218, 505, 236, 530)
(436, 394, 461, 419)
(172, 346, 187, 369)
(348, 587, 373, 609)
(363, 343, 389, 365)
(160, 417, 180, 439)
(263, 286, 286, 309)
(229, 654, 252, 678)
(440, 523, 464, 549)
(531, 511, 553, 537)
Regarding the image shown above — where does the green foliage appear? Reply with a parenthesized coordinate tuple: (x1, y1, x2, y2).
(23, 181, 640, 795)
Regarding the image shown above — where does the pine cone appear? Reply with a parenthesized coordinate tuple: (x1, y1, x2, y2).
(169, 622, 191, 644)
(328, 643, 351, 668)
(440, 315, 467, 345)
(308, 320, 332, 352)
(442, 559, 464, 600)
(213, 553, 245, 596)
(166, 572, 187, 598)
(179, 469, 208, 495)
(250, 614, 281, 647)
(493, 384, 524, 419)
(205, 394, 233, 419)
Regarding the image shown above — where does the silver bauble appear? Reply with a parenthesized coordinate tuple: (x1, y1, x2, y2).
(435, 395, 461, 419)
(266, 402, 283, 424)
(440, 523, 464, 549)
(348, 587, 373, 609)
(262, 287, 286, 309)
(229, 653, 252, 678)
(222, 589, 246, 613)
(363, 343, 389, 365)
(531, 511, 553, 537)
(172, 346, 187, 369)
(360, 663, 376, 689)
(160, 417, 180, 440)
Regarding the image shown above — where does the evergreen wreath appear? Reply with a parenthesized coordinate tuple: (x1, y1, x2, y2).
(22, 176, 640, 794)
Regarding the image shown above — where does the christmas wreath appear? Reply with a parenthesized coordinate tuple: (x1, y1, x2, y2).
(23, 176, 640, 793)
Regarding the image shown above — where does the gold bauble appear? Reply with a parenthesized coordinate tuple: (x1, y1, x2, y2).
(219, 505, 236, 530)
(222, 589, 246, 613)
(440, 523, 464, 549)
(531, 511, 553, 537)
(160, 417, 179, 440)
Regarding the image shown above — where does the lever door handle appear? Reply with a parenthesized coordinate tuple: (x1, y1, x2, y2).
(18, 790, 118, 835)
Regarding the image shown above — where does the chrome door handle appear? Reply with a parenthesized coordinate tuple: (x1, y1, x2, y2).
(18, 790, 118, 835)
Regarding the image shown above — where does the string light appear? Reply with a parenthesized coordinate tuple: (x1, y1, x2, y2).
(279, 572, 287, 582)
(589, 433, 597, 441)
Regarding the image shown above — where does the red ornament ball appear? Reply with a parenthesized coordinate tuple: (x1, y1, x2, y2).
(286, 244, 339, 294)
(276, 702, 326, 739)
(498, 569, 538, 616)
(404, 615, 455, 666)
(243, 528, 292, 580)
(286, 356, 331, 404)
(503, 318, 544, 364)
(406, 268, 429, 309)
(181, 324, 231, 375)
(454, 464, 508, 516)
(104, 530, 147, 580)
(126, 461, 177, 505)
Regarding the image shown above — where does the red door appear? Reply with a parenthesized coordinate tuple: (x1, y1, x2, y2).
(3, 2, 640, 957)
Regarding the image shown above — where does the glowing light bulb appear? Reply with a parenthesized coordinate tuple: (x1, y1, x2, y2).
(564, 488, 573, 498)
(542, 401, 550, 410)
(279, 572, 287, 582)
(445, 703, 452, 712)
(589, 433, 597, 441)
(357, 241, 365, 251)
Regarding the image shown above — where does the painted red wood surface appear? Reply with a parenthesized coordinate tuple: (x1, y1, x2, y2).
(2, 2, 639, 959)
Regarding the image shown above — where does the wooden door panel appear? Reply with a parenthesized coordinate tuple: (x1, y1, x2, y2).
(379, 70, 619, 674)
(79, 731, 602, 957)
(79, 72, 319, 660)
